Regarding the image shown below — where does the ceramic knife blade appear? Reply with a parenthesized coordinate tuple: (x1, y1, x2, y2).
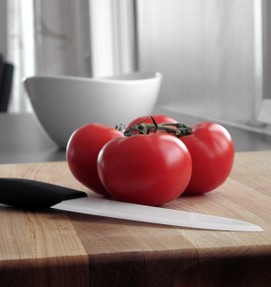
(53, 196, 263, 232)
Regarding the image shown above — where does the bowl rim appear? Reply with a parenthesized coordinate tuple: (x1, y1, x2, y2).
(23, 71, 162, 85)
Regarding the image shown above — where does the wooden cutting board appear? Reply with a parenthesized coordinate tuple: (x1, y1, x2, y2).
(1, 151, 271, 287)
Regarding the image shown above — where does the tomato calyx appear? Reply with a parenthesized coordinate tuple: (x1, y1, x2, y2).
(120, 116, 193, 137)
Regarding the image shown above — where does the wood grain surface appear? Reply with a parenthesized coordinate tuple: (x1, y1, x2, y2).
(1, 151, 271, 286)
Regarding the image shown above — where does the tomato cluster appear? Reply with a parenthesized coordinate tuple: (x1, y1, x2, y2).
(66, 115, 234, 206)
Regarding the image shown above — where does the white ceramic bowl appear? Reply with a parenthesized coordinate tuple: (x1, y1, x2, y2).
(24, 72, 162, 149)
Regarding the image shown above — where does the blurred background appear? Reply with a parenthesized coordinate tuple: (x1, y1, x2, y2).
(1, 0, 271, 135)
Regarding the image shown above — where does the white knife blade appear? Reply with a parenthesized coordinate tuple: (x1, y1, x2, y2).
(54, 197, 263, 232)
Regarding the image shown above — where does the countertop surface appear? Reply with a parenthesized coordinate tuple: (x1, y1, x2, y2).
(1, 151, 271, 286)
(1, 112, 271, 163)
(0, 113, 65, 163)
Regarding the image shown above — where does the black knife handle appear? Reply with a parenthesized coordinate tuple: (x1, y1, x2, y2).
(0, 178, 87, 209)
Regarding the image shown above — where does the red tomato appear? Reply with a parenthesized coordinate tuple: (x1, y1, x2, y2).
(66, 124, 123, 196)
(181, 122, 234, 194)
(97, 134, 192, 206)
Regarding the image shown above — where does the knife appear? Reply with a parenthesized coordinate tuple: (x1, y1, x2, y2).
(0, 178, 263, 232)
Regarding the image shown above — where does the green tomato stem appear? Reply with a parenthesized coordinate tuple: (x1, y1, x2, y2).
(123, 122, 193, 137)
